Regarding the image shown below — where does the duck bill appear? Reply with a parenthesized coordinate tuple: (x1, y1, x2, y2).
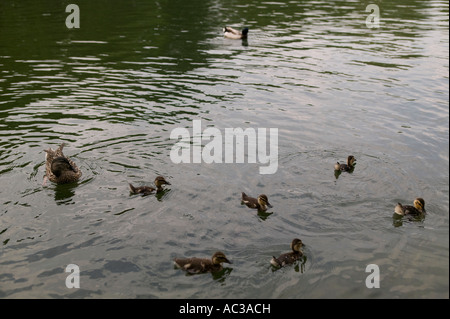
(224, 258, 232, 264)
(267, 203, 273, 208)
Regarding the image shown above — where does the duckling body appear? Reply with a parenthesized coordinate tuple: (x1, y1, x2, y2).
(394, 198, 425, 216)
(223, 26, 249, 39)
(174, 251, 232, 274)
(334, 155, 356, 171)
(271, 238, 304, 268)
(44, 143, 82, 184)
(241, 192, 272, 211)
(129, 176, 170, 195)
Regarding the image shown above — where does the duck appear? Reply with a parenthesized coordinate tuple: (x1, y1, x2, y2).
(43, 143, 82, 185)
(394, 198, 426, 216)
(223, 26, 249, 39)
(129, 176, 171, 195)
(241, 192, 272, 211)
(334, 155, 356, 171)
(174, 251, 232, 274)
(271, 238, 304, 268)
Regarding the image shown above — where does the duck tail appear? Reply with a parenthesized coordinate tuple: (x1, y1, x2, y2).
(394, 203, 404, 215)
(44, 146, 56, 159)
(241, 192, 247, 200)
(129, 183, 137, 193)
(270, 256, 281, 267)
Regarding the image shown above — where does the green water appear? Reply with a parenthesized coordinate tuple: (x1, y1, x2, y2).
(0, 0, 448, 298)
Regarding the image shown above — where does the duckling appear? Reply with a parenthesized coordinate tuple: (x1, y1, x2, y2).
(223, 26, 249, 39)
(334, 155, 356, 171)
(394, 198, 426, 216)
(174, 251, 232, 274)
(271, 238, 304, 268)
(44, 143, 82, 185)
(129, 176, 171, 195)
(241, 192, 273, 211)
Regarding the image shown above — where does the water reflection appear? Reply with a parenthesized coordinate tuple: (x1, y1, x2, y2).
(173, 265, 233, 283)
(334, 167, 356, 179)
(53, 182, 78, 204)
(271, 255, 307, 273)
(155, 188, 171, 201)
(294, 256, 307, 273)
(239, 201, 274, 221)
(392, 212, 426, 228)
(257, 210, 273, 221)
(334, 164, 356, 179)
(212, 267, 233, 283)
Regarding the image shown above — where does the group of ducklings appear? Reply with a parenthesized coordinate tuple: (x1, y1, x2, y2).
(42, 143, 305, 273)
(43, 144, 425, 274)
(43, 145, 425, 273)
(172, 238, 304, 274)
(333, 155, 426, 217)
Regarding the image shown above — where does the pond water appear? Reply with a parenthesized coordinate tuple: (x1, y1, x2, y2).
(0, 0, 448, 298)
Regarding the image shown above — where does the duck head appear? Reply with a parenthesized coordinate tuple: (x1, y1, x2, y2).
(347, 155, 356, 166)
(413, 198, 425, 212)
(291, 238, 303, 253)
(212, 251, 232, 265)
(257, 194, 273, 209)
(154, 176, 171, 188)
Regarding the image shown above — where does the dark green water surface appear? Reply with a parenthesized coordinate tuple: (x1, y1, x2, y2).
(0, 0, 448, 298)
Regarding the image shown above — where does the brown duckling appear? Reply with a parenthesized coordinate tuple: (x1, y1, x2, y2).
(394, 198, 426, 216)
(174, 251, 232, 274)
(241, 192, 272, 211)
(334, 155, 356, 171)
(44, 143, 82, 185)
(271, 238, 304, 268)
(129, 176, 171, 195)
